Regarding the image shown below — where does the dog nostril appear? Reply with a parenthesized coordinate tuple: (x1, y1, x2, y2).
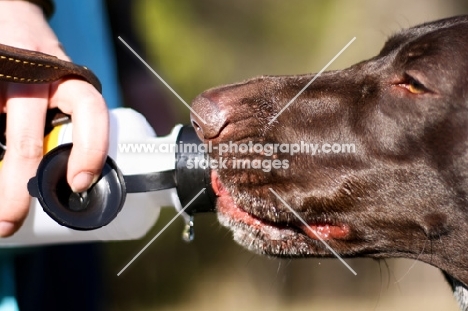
(192, 120, 202, 133)
(190, 95, 227, 139)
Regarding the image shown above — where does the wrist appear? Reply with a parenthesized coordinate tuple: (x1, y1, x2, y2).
(0, 0, 54, 18)
(0, 0, 59, 52)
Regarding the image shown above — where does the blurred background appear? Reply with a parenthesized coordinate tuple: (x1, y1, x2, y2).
(101, 1, 468, 310)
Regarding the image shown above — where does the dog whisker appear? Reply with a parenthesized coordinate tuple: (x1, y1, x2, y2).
(395, 238, 428, 284)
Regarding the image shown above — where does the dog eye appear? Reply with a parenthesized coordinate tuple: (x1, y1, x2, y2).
(400, 76, 428, 95)
(408, 78, 427, 94)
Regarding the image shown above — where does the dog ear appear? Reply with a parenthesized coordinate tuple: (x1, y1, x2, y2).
(443, 272, 468, 311)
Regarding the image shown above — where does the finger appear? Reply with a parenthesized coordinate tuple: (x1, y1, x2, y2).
(0, 84, 48, 237)
(42, 41, 70, 62)
(50, 79, 109, 193)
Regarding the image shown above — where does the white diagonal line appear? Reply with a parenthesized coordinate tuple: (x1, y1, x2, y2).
(268, 37, 356, 125)
(268, 188, 357, 275)
(118, 36, 207, 124)
(117, 188, 206, 276)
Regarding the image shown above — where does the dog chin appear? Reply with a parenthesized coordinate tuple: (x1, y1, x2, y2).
(217, 209, 315, 257)
(212, 173, 304, 255)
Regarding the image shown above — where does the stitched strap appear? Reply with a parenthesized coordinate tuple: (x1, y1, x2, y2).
(0, 43, 101, 92)
(0, 43, 102, 161)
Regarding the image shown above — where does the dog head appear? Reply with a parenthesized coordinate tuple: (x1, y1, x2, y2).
(191, 15, 468, 285)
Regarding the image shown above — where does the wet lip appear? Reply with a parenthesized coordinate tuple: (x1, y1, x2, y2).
(299, 223, 349, 240)
(211, 171, 350, 240)
(211, 170, 230, 197)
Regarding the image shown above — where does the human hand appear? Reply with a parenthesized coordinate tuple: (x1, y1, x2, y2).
(0, 1, 109, 237)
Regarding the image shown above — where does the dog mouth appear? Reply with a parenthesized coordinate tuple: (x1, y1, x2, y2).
(211, 171, 350, 249)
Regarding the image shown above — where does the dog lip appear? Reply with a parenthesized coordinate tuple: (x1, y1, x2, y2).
(299, 223, 350, 240)
(211, 171, 230, 197)
(211, 171, 350, 241)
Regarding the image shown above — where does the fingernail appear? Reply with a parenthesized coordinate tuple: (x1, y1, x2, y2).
(71, 172, 97, 193)
(0, 221, 15, 237)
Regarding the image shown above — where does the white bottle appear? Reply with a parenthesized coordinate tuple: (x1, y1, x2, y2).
(0, 108, 189, 247)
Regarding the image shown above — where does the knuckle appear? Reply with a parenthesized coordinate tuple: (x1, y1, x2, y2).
(80, 145, 107, 157)
(80, 146, 107, 162)
(80, 91, 106, 108)
(72, 145, 107, 168)
(11, 136, 43, 160)
(66, 88, 106, 115)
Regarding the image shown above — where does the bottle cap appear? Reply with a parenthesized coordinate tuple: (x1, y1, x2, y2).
(27, 143, 126, 230)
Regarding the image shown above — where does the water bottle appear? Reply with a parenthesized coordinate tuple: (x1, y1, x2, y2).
(0, 108, 215, 246)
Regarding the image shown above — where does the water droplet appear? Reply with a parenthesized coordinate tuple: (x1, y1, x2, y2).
(182, 216, 195, 242)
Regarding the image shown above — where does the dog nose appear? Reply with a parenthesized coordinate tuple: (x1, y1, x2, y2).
(190, 95, 227, 140)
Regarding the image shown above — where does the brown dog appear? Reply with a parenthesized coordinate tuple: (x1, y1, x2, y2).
(191, 15, 468, 310)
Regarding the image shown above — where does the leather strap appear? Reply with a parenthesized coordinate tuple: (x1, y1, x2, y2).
(0, 42, 103, 161)
(0, 43, 101, 92)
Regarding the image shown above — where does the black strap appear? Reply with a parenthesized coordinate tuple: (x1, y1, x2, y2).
(123, 170, 177, 193)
